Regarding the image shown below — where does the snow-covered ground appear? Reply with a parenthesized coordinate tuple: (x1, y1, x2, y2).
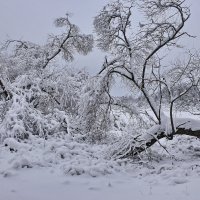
(1, 134, 200, 200)
(1, 166, 200, 200)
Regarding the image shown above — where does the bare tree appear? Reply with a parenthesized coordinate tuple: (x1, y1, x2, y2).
(94, 0, 200, 157)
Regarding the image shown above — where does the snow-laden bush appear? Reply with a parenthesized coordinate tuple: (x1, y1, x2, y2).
(0, 73, 70, 142)
(0, 14, 97, 143)
(0, 57, 114, 144)
(76, 74, 112, 143)
(0, 60, 114, 143)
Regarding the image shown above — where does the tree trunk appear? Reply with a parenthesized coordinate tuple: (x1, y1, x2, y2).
(0, 79, 9, 100)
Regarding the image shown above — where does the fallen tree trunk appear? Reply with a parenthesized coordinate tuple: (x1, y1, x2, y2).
(111, 118, 200, 159)
(133, 127, 200, 156)
(176, 128, 200, 138)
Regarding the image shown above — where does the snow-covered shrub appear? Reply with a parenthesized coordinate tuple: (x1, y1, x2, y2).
(77, 74, 112, 143)
(0, 73, 70, 142)
(54, 68, 90, 116)
(0, 13, 95, 143)
(0, 56, 97, 143)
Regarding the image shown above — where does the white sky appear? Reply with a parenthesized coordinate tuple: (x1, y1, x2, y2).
(0, 0, 111, 74)
(0, 0, 199, 94)
(0, 0, 199, 70)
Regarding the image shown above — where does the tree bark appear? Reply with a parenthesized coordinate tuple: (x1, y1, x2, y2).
(0, 79, 9, 100)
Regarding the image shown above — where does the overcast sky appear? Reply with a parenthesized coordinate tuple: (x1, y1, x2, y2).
(0, 0, 199, 72)
(0, 0, 109, 41)
(0, 0, 199, 95)
(0, 0, 111, 74)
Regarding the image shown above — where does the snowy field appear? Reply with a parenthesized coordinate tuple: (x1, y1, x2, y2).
(1, 134, 200, 200)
